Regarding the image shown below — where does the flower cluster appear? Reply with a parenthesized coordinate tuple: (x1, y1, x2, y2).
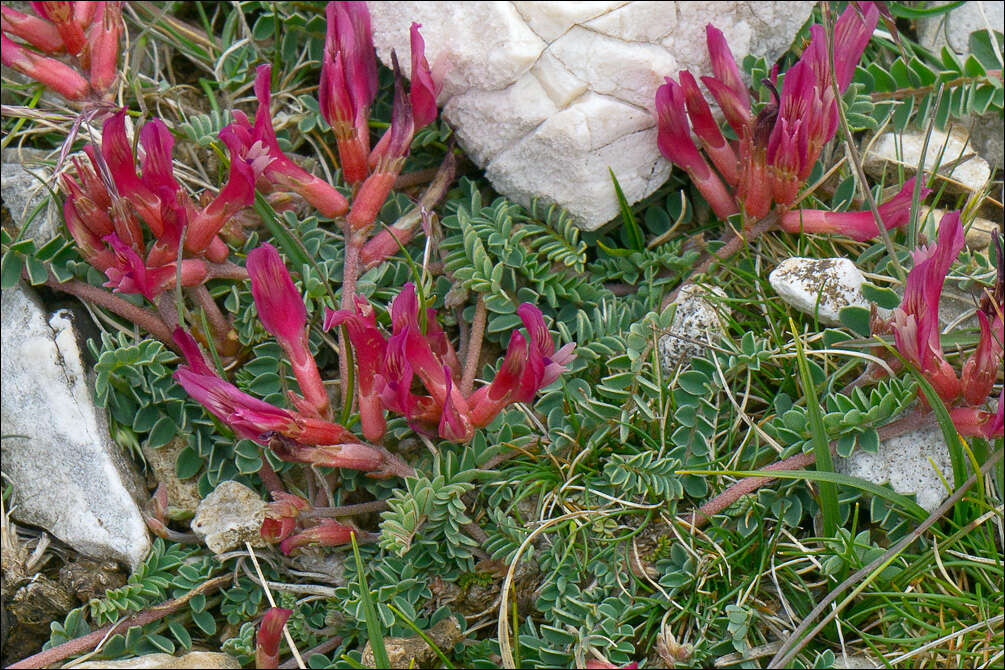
(325, 282, 576, 443)
(61, 110, 254, 300)
(255, 607, 292, 670)
(879, 213, 1003, 438)
(260, 491, 366, 555)
(173, 243, 574, 468)
(318, 2, 444, 245)
(655, 3, 918, 242)
(1, 1, 121, 101)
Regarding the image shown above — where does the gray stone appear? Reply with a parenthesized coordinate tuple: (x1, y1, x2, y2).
(1, 147, 61, 242)
(916, 0, 1004, 57)
(769, 257, 882, 326)
(191, 480, 268, 554)
(863, 129, 992, 195)
(73, 652, 242, 669)
(658, 283, 729, 374)
(369, 1, 815, 230)
(837, 425, 956, 512)
(1, 285, 151, 570)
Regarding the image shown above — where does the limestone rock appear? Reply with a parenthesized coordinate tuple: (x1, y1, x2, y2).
(1, 286, 151, 570)
(369, 2, 815, 229)
(361, 617, 462, 668)
(1, 148, 61, 241)
(191, 480, 267, 554)
(916, 0, 1004, 57)
(863, 129, 992, 195)
(658, 284, 729, 374)
(769, 257, 881, 326)
(142, 437, 203, 517)
(837, 425, 956, 513)
(72, 652, 242, 669)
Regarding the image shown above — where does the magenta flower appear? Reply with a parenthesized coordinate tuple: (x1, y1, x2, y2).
(778, 178, 931, 241)
(656, 4, 878, 223)
(102, 233, 207, 300)
(255, 607, 292, 669)
(100, 111, 166, 237)
(230, 64, 349, 218)
(890, 211, 965, 403)
(948, 388, 1004, 439)
(319, 1, 378, 185)
(260, 492, 310, 544)
(654, 77, 737, 220)
(186, 127, 255, 258)
(468, 330, 528, 427)
(323, 295, 388, 442)
(408, 22, 444, 129)
(349, 55, 415, 238)
(247, 243, 329, 417)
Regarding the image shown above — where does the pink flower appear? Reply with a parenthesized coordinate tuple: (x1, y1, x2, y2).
(255, 607, 292, 669)
(778, 178, 931, 241)
(654, 77, 738, 220)
(30, 1, 86, 56)
(408, 22, 444, 129)
(88, 1, 121, 94)
(701, 24, 752, 136)
(319, 1, 378, 184)
(261, 492, 310, 544)
(1, 31, 90, 99)
(102, 233, 206, 300)
(349, 55, 414, 237)
(186, 126, 255, 257)
(1, 5, 64, 53)
(247, 243, 329, 417)
(236, 64, 349, 218)
(891, 211, 965, 402)
(100, 111, 166, 237)
(323, 295, 388, 441)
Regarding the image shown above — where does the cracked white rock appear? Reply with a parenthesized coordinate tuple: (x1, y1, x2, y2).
(837, 425, 955, 513)
(1, 285, 151, 570)
(769, 257, 880, 326)
(863, 129, 992, 194)
(73, 652, 242, 669)
(191, 480, 268, 554)
(658, 283, 729, 374)
(369, 1, 815, 229)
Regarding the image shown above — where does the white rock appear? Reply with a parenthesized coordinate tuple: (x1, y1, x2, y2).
(369, 1, 815, 229)
(863, 129, 992, 194)
(1, 148, 61, 241)
(837, 425, 955, 513)
(191, 480, 268, 554)
(73, 652, 242, 669)
(658, 283, 729, 374)
(769, 257, 880, 326)
(1, 285, 151, 570)
(916, 0, 1004, 56)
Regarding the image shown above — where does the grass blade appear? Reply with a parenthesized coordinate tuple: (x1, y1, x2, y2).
(791, 319, 840, 536)
(350, 533, 390, 669)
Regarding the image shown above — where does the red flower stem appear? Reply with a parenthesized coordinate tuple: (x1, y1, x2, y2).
(187, 284, 230, 344)
(7, 574, 231, 669)
(339, 221, 362, 404)
(661, 212, 778, 310)
(460, 294, 487, 396)
(392, 166, 440, 190)
(206, 260, 249, 281)
(301, 499, 390, 518)
(43, 275, 177, 350)
(688, 409, 932, 528)
(258, 457, 285, 494)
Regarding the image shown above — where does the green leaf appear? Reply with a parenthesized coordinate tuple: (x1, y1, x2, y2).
(1, 252, 25, 289)
(176, 446, 203, 479)
(192, 609, 217, 635)
(887, 0, 965, 17)
(969, 28, 1005, 70)
(839, 305, 872, 337)
(351, 534, 390, 669)
(860, 282, 900, 309)
(610, 169, 644, 251)
(147, 416, 177, 448)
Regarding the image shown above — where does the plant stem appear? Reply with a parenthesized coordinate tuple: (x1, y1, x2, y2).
(688, 409, 931, 527)
(461, 295, 487, 396)
(339, 220, 362, 404)
(662, 213, 778, 309)
(302, 499, 390, 518)
(43, 276, 176, 348)
(278, 636, 344, 669)
(188, 283, 230, 343)
(7, 575, 231, 669)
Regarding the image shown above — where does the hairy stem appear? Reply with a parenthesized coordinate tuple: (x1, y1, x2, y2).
(688, 408, 932, 528)
(302, 499, 390, 518)
(662, 213, 778, 309)
(7, 574, 231, 669)
(43, 276, 176, 349)
(460, 295, 487, 396)
(187, 284, 229, 342)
